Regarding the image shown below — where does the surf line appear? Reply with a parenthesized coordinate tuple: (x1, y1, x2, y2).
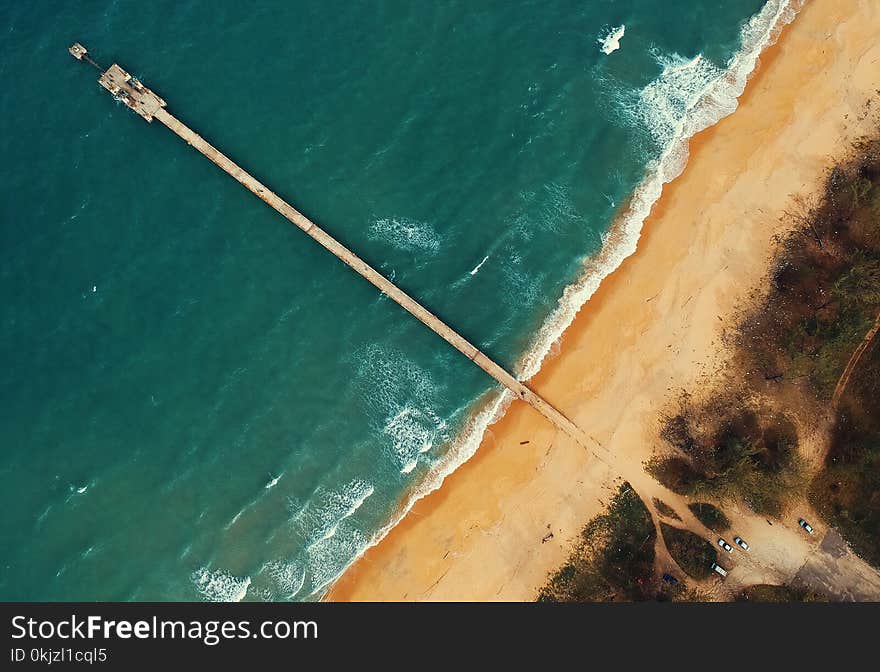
(69, 43, 595, 451)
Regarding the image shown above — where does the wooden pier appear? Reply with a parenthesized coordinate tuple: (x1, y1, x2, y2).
(69, 44, 592, 448)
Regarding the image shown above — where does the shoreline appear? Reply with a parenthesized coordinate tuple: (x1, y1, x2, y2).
(328, 0, 880, 601)
(314, 0, 796, 598)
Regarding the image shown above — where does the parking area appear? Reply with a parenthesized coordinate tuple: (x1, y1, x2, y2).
(791, 530, 880, 602)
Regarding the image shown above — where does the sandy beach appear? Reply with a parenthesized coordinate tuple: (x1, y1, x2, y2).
(329, 0, 880, 601)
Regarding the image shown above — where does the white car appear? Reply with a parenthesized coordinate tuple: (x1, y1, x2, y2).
(734, 536, 749, 551)
(711, 562, 728, 577)
(718, 538, 733, 553)
(798, 518, 814, 534)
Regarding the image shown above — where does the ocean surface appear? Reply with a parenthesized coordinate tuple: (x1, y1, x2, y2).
(0, 0, 797, 601)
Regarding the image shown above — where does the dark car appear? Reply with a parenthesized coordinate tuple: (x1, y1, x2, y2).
(662, 573, 679, 585)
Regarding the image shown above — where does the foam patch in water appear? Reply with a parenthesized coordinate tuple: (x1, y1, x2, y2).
(191, 567, 251, 602)
(264, 560, 306, 600)
(306, 526, 369, 596)
(383, 406, 447, 474)
(598, 25, 625, 55)
(296, 479, 375, 546)
(349, 343, 450, 472)
(369, 217, 440, 253)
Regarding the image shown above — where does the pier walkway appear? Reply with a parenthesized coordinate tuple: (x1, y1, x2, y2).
(69, 44, 592, 449)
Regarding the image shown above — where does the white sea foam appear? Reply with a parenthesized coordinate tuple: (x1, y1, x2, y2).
(350, 343, 450, 473)
(353, 344, 440, 406)
(399, 460, 418, 475)
(35, 504, 52, 526)
(499, 244, 542, 308)
(265, 560, 306, 600)
(298, 480, 375, 547)
(370, 217, 440, 253)
(306, 527, 369, 595)
(316, 0, 803, 600)
(297, 481, 381, 595)
(469, 255, 490, 276)
(224, 507, 246, 530)
(383, 406, 446, 474)
(598, 25, 625, 55)
(284, 479, 379, 597)
(516, 182, 580, 235)
(191, 567, 251, 602)
(66, 480, 94, 502)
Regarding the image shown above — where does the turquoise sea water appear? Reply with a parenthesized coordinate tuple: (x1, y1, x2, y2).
(1, 0, 795, 600)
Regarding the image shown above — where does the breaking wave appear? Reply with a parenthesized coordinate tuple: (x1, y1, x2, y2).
(264, 560, 306, 600)
(351, 343, 450, 474)
(384, 406, 446, 474)
(318, 387, 512, 598)
(287, 480, 377, 597)
(300, 480, 376, 545)
(517, 0, 801, 380)
(191, 567, 251, 602)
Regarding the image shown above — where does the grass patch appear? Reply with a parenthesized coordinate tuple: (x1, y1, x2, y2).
(653, 498, 681, 520)
(809, 336, 880, 567)
(538, 484, 656, 602)
(651, 407, 804, 517)
(736, 584, 829, 602)
(739, 147, 880, 399)
(656, 580, 710, 603)
(688, 502, 731, 532)
(661, 523, 718, 580)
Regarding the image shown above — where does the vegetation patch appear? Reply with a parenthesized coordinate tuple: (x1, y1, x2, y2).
(738, 142, 880, 399)
(653, 498, 681, 520)
(746, 140, 880, 566)
(650, 138, 880, 566)
(661, 523, 718, 580)
(538, 484, 656, 602)
(809, 337, 880, 566)
(688, 502, 730, 532)
(650, 405, 804, 517)
(736, 584, 829, 603)
(656, 580, 709, 603)
(547, 135, 880, 601)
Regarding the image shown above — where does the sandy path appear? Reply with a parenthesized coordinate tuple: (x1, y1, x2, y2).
(832, 310, 880, 407)
(328, 0, 880, 602)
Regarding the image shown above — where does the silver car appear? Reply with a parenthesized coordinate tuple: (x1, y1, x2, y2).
(734, 536, 749, 551)
(718, 538, 733, 553)
(798, 518, 814, 534)
(711, 562, 728, 577)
